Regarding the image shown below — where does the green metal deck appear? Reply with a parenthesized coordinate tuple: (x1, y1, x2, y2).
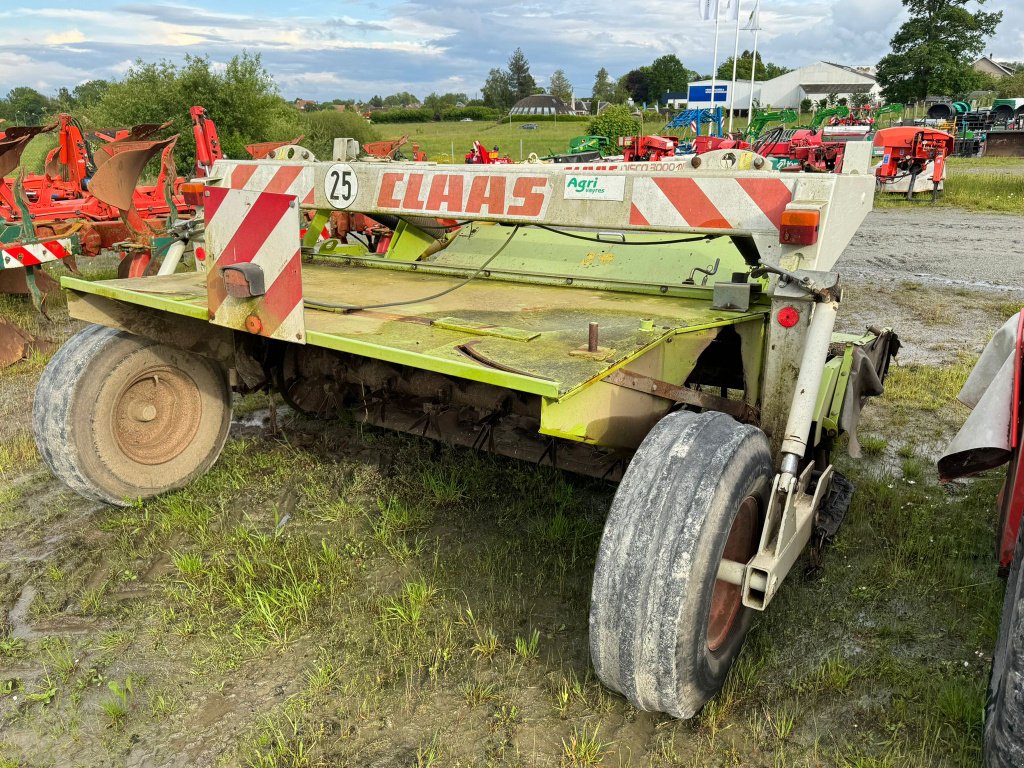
(63, 262, 769, 400)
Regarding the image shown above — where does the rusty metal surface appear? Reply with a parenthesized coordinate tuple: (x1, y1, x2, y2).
(0, 315, 54, 368)
(985, 130, 1024, 158)
(0, 124, 55, 179)
(606, 368, 758, 422)
(93, 121, 174, 167)
(112, 365, 202, 464)
(88, 137, 176, 210)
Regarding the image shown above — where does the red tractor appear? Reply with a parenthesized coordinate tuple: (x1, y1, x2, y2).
(873, 126, 954, 201)
(940, 310, 1024, 768)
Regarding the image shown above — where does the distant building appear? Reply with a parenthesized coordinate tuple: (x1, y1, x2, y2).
(663, 91, 688, 109)
(293, 98, 317, 111)
(973, 56, 1014, 78)
(686, 61, 880, 112)
(509, 94, 571, 116)
(570, 99, 591, 115)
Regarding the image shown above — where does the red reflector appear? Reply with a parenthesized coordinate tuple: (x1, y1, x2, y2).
(194, 246, 206, 262)
(779, 209, 820, 246)
(777, 306, 800, 328)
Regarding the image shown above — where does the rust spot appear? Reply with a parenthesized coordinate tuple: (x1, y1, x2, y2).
(245, 314, 264, 334)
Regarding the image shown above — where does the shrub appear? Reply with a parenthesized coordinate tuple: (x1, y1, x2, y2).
(587, 105, 641, 142)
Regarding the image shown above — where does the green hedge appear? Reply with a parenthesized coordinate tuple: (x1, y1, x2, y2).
(370, 106, 502, 124)
(370, 108, 433, 124)
(442, 106, 501, 121)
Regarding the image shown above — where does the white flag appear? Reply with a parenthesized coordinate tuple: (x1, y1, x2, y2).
(697, 0, 716, 21)
(722, 0, 740, 22)
(742, 1, 760, 29)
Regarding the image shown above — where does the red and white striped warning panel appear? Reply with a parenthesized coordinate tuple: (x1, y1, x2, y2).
(1, 238, 74, 270)
(215, 161, 317, 206)
(628, 177, 794, 232)
(204, 186, 305, 343)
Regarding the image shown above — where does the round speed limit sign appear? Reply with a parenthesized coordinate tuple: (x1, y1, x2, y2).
(323, 163, 358, 209)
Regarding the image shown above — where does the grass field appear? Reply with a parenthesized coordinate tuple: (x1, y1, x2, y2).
(379, 120, 595, 161)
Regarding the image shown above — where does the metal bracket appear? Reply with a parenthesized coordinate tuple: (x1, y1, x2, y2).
(715, 463, 834, 610)
(605, 368, 758, 422)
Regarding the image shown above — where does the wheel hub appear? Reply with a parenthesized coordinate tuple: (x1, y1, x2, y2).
(707, 495, 759, 653)
(112, 367, 202, 465)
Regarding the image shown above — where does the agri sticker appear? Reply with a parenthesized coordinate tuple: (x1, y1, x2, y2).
(563, 175, 625, 201)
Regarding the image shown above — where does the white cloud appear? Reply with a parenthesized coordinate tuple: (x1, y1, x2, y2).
(0, 0, 1019, 100)
(44, 29, 85, 45)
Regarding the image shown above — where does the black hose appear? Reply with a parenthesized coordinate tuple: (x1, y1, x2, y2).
(305, 225, 521, 314)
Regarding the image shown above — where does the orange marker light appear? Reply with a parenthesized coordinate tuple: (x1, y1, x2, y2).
(779, 209, 820, 246)
(181, 182, 206, 207)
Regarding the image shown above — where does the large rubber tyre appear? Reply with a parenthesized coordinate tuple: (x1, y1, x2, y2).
(986, 518, 1024, 767)
(33, 325, 232, 506)
(589, 410, 771, 718)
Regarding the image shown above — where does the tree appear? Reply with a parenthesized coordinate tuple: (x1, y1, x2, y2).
(85, 53, 303, 173)
(507, 48, 536, 101)
(549, 69, 573, 104)
(0, 87, 51, 124)
(619, 68, 651, 104)
(72, 80, 111, 108)
(647, 55, 695, 104)
(876, 0, 1002, 102)
(382, 91, 418, 108)
(422, 92, 468, 119)
(591, 67, 615, 108)
(482, 68, 513, 111)
(588, 104, 640, 142)
(996, 71, 1024, 98)
(367, 95, 384, 109)
(715, 51, 790, 81)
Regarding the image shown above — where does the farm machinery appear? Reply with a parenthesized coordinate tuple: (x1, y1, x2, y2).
(32, 139, 899, 719)
(940, 310, 1024, 768)
(464, 140, 513, 164)
(0, 115, 189, 317)
(617, 134, 679, 162)
(873, 126, 954, 200)
(361, 135, 427, 162)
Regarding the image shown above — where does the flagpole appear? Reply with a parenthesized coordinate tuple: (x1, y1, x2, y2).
(708, 3, 721, 135)
(728, 0, 742, 134)
(747, 0, 760, 124)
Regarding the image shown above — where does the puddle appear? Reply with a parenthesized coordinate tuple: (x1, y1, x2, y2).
(8, 584, 38, 640)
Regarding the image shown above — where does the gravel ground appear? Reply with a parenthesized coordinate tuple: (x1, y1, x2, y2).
(840, 208, 1023, 290)
(837, 208, 1023, 365)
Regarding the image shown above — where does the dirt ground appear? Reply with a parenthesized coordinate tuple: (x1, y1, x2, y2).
(0, 203, 1021, 768)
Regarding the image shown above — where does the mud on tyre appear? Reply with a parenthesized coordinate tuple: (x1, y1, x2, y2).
(589, 409, 771, 718)
(33, 325, 232, 506)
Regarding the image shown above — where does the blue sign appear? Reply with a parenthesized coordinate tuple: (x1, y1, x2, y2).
(688, 85, 728, 103)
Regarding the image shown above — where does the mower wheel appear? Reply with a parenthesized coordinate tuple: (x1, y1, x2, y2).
(33, 325, 232, 506)
(589, 410, 770, 718)
(985, 519, 1024, 768)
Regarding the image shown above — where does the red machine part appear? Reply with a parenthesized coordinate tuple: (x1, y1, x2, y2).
(873, 126, 953, 188)
(191, 105, 223, 176)
(998, 313, 1024, 568)
(465, 141, 513, 164)
(619, 135, 679, 162)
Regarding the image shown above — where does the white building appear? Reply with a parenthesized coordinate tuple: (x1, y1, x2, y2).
(686, 61, 881, 112)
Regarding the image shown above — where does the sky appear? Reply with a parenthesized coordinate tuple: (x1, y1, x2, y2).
(0, 0, 1021, 102)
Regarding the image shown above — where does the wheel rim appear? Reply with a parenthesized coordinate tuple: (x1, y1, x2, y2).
(707, 495, 759, 653)
(112, 366, 202, 465)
